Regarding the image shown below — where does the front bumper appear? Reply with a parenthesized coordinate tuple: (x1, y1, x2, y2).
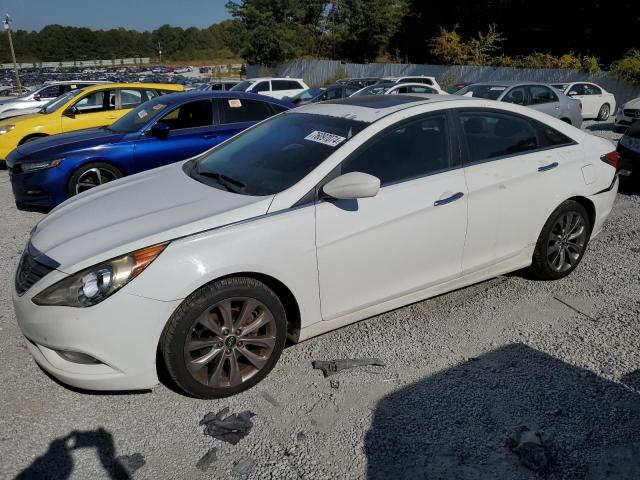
(9, 164, 72, 207)
(13, 271, 182, 391)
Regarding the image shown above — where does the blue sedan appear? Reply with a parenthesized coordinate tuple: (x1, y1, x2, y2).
(6, 91, 293, 208)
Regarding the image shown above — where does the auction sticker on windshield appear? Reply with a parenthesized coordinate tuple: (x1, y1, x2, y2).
(138, 110, 149, 119)
(304, 131, 346, 147)
(228, 99, 242, 108)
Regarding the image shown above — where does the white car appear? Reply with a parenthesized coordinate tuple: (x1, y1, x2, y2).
(614, 96, 640, 132)
(352, 82, 448, 96)
(13, 95, 620, 398)
(552, 82, 616, 121)
(0, 81, 111, 120)
(383, 76, 442, 91)
(230, 77, 309, 100)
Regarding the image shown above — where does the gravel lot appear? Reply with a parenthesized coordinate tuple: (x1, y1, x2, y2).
(1, 120, 639, 480)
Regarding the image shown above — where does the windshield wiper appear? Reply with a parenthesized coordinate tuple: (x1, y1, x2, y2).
(195, 168, 246, 193)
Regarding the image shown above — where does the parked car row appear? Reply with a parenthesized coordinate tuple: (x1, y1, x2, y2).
(10, 91, 622, 399)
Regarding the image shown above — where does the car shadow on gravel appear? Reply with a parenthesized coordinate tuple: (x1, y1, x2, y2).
(15, 427, 143, 479)
(585, 123, 621, 133)
(364, 344, 640, 479)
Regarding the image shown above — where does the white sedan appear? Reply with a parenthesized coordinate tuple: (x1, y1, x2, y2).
(552, 82, 616, 121)
(352, 82, 448, 96)
(13, 95, 620, 398)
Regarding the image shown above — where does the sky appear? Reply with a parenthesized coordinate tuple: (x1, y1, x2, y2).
(2, 0, 231, 31)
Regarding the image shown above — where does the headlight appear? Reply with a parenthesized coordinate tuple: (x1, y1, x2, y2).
(0, 124, 15, 134)
(21, 158, 63, 173)
(33, 243, 167, 307)
(620, 135, 640, 152)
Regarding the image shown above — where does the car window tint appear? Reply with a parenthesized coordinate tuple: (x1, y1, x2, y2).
(38, 85, 62, 98)
(459, 111, 539, 162)
(538, 122, 574, 147)
(527, 85, 558, 105)
(253, 81, 270, 92)
(159, 100, 213, 130)
(345, 86, 359, 96)
(342, 114, 450, 186)
(73, 90, 115, 114)
(585, 84, 602, 95)
(325, 87, 342, 100)
(221, 98, 274, 124)
(502, 86, 527, 105)
(272, 80, 303, 90)
(570, 84, 586, 95)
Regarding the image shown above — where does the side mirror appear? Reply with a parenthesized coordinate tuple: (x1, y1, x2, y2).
(34, 94, 41, 101)
(148, 121, 170, 139)
(322, 172, 380, 200)
(568, 91, 578, 96)
(63, 107, 78, 118)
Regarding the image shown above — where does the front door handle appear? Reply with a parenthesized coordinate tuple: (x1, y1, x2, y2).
(538, 162, 559, 172)
(434, 192, 464, 206)
(202, 133, 219, 139)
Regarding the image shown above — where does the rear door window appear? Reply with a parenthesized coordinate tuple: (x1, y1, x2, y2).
(272, 80, 303, 91)
(502, 86, 527, 106)
(73, 90, 115, 114)
(526, 85, 558, 105)
(220, 98, 275, 124)
(253, 81, 271, 93)
(459, 111, 540, 163)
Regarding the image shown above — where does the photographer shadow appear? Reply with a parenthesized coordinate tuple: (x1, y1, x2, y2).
(16, 427, 142, 480)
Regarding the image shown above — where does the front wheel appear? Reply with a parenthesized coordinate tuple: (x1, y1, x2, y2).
(67, 162, 123, 197)
(530, 200, 591, 280)
(161, 277, 287, 398)
(597, 103, 610, 121)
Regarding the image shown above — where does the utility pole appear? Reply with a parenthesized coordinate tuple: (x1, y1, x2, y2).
(3, 14, 22, 94)
(157, 41, 162, 64)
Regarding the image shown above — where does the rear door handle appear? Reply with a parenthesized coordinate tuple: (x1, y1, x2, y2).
(538, 162, 559, 172)
(434, 192, 464, 206)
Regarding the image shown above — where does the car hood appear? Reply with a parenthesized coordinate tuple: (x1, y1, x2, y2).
(30, 161, 273, 272)
(623, 98, 640, 110)
(14, 127, 126, 160)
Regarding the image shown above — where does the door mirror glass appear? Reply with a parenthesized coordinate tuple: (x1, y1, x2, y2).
(63, 106, 78, 118)
(322, 172, 380, 200)
(149, 121, 171, 139)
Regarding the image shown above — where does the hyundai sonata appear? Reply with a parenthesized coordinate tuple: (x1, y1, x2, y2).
(13, 95, 620, 398)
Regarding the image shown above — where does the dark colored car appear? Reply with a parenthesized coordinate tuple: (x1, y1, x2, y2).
(617, 120, 640, 180)
(7, 91, 293, 208)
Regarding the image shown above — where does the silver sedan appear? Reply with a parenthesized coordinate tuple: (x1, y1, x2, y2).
(454, 81, 583, 127)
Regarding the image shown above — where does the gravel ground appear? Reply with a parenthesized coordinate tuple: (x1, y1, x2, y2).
(1, 120, 639, 480)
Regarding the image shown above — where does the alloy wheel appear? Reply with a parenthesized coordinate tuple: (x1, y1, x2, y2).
(546, 211, 587, 272)
(75, 167, 119, 195)
(183, 297, 277, 389)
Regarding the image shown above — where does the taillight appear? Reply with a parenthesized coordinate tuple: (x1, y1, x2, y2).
(601, 151, 621, 169)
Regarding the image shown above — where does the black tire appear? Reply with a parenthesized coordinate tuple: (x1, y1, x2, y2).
(530, 200, 591, 280)
(597, 103, 610, 121)
(67, 162, 123, 197)
(161, 277, 287, 399)
(19, 134, 47, 145)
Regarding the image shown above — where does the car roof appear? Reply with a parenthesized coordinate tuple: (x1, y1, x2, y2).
(151, 90, 294, 107)
(292, 94, 476, 122)
(467, 81, 555, 87)
(42, 80, 112, 85)
(78, 82, 184, 93)
(246, 77, 304, 82)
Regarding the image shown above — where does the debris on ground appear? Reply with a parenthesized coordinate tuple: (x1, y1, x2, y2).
(195, 448, 217, 472)
(296, 431, 307, 441)
(312, 358, 385, 377)
(506, 426, 549, 473)
(260, 391, 280, 407)
(330, 380, 340, 389)
(199, 408, 256, 445)
(232, 457, 256, 477)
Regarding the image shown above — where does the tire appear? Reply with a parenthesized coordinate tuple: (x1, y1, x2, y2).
(597, 103, 610, 121)
(161, 277, 287, 399)
(530, 200, 591, 280)
(19, 134, 47, 145)
(67, 162, 123, 197)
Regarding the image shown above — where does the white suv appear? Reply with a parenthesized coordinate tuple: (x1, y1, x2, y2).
(0, 80, 111, 120)
(230, 78, 309, 100)
(383, 76, 442, 91)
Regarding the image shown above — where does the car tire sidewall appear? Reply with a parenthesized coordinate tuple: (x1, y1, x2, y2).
(67, 162, 123, 198)
(162, 278, 287, 399)
(598, 104, 610, 121)
(532, 201, 591, 280)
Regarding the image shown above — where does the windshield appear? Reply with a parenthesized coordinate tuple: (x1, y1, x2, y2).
(291, 89, 320, 101)
(40, 89, 84, 114)
(351, 84, 394, 97)
(230, 80, 253, 92)
(454, 84, 507, 100)
(191, 112, 368, 196)
(109, 96, 170, 133)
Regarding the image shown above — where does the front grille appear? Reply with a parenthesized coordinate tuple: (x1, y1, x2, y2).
(623, 109, 640, 119)
(15, 248, 54, 295)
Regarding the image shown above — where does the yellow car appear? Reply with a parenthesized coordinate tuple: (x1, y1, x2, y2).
(0, 83, 184, 160)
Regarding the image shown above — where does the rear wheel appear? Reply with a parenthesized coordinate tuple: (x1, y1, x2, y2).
(597, 103, 610, 121)
(67, 162, 122, 197)
(530, 200, 591, 280)
(161, 277, 287, 399)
